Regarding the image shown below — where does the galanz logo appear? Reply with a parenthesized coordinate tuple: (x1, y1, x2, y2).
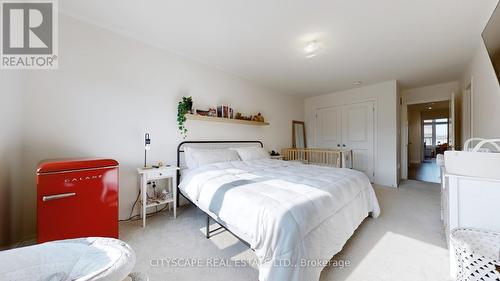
(64, 174, 103, 183)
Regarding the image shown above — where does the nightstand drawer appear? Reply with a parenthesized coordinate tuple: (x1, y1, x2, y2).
(146, 170, 174, 180)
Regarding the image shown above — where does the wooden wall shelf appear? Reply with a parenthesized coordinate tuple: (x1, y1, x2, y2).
(185, 114, 270, 126)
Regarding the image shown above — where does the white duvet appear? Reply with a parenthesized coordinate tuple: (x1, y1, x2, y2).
(179, 159, 380, 281)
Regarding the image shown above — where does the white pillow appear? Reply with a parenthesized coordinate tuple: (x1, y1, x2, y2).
(184, 147, 240, 169)
(232, 147, 270, 161)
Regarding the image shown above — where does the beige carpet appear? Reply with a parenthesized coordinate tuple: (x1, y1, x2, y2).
(120, 180, 451, 281)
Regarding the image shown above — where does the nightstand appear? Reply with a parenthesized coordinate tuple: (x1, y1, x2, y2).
(270, 155, 284, 160)
(137, 166, 179, 227)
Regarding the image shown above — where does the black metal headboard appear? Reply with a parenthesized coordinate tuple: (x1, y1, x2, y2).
(176, 140, 263, 205)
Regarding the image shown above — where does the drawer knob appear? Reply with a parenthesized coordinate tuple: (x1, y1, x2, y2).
(159, 173, 163, 176)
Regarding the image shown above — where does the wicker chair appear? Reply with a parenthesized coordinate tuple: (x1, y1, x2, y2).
(451, 228, 500, 281)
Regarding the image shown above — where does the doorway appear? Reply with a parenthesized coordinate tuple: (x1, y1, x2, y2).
(407, 101, 450, 183)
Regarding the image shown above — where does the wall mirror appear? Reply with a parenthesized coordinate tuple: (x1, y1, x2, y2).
(292, 120, 307, 148)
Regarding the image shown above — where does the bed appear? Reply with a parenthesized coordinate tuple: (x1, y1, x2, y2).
(176, 141, 380, 281)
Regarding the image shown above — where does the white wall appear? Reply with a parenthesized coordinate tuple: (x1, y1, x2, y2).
(401, 81, 458, 104)
(462, 40, 500, 139)
(13, 14, 304, 241)
(0, 72, 25, 248)
(304, 80, 399, 187)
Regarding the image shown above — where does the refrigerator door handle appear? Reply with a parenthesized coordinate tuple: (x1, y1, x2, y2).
(42, 192, 76, 202)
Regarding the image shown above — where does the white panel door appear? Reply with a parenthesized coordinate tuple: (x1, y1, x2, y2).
(316, 106, 342, 149)
(341, 102, 375, 181)
(449, 92, 455, 150)
(462, 88, 472, 142)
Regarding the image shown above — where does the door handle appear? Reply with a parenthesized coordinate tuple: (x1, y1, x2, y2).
(42, 192, 76, 202)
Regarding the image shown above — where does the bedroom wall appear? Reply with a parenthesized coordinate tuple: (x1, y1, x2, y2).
(461, 40, 500, 139)
(401, 81, 459, 104)
(0, 72, 25, 248)
(17, 14, 304, 241)
(304, 80, 399, 188)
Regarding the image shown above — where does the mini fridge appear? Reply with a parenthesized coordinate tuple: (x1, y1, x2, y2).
(37, 158, 119, 243)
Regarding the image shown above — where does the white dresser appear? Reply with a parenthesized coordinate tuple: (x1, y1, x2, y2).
(442, 145, 500, 277)
(442, 172, 500, 243)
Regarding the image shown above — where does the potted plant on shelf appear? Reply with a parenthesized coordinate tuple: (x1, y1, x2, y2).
(177, 96, 193, 138)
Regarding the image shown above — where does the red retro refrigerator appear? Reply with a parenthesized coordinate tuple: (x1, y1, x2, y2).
(37, 159, 119, 243)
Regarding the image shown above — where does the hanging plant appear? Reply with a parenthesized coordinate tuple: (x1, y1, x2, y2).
(177, 96, 193, 138)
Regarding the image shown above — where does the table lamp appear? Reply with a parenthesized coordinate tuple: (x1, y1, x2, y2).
(144, 133, 151, 167)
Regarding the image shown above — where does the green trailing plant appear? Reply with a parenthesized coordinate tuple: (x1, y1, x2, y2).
(177, 96, 193, 138)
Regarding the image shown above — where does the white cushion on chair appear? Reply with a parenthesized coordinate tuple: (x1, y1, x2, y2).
(0, 237, 135, 281)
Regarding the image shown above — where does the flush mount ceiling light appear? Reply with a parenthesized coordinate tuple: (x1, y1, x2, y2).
(353, 81, 363, 86)
(304, 41, 321, 58)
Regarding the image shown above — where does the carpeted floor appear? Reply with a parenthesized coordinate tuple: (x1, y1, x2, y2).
(120, 180, 451, 281)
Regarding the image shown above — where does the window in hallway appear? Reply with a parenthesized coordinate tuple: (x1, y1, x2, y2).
(423, 118, 449, 147)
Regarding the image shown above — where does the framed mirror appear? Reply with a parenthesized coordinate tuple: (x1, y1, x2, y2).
(292, 120, 307, 148)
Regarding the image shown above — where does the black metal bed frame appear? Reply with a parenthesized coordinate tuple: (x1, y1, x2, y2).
(176, 140, 263, 247)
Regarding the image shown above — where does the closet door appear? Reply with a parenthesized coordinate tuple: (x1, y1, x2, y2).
(316, 106, 342, 149)
(341, 102, 375, 181)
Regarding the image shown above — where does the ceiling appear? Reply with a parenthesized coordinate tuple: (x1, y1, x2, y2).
(61, 0, 499, 97)
(408, 101, 449, 112)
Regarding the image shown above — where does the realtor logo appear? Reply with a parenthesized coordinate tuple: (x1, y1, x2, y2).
(1, 0, 58, 69)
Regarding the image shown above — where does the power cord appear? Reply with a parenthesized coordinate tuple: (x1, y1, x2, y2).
(152, 182, 158, 212)
(119, 181, 170, 222)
